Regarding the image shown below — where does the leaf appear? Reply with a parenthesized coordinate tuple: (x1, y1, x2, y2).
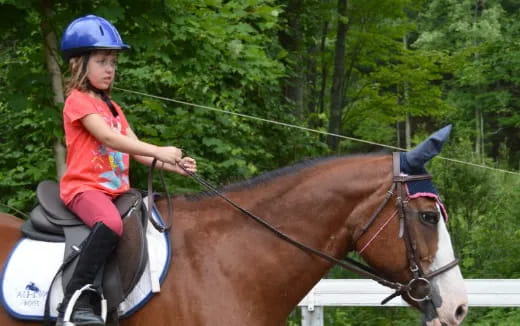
(7, 94, 28, 111)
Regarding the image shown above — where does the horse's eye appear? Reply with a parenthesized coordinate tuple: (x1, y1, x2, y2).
(419, 211, 439, 225)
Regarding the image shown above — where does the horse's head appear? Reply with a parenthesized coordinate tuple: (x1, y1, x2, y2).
(354, 126, 468, 326)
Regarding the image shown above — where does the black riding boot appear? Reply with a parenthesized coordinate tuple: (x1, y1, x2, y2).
(56, 222, 119, 326)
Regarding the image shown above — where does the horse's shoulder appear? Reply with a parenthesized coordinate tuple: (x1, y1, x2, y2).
(0, 213, 24, 228)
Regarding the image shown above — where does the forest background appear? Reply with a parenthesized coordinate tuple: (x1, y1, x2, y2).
(1, 0, 520, 324)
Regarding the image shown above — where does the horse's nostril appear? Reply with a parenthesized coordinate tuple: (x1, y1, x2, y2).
(455, 304, 467, 320)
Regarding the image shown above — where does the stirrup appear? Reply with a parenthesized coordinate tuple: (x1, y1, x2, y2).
(62, 284, 107, 325)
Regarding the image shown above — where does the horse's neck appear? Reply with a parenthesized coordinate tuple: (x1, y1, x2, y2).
(165, 155, 391, 319)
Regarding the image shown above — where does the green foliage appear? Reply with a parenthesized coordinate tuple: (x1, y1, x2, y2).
(111, 0, 324, 192)
(464, 307, 520, 325)
(325, 307, 420, 326)
(430, 138, 520, 278)
(415, 0, 520, 164)
(0, 2, 61, 213)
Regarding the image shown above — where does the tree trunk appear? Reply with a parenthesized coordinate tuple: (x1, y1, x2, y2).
(40, 0, 66, 179)
(306, 45, 318, 118)
(473, 0, 485, 159)
(396, 122, 401, 148)
(475, 108, 485, 158)
(340, 39, 363, 122)
(309, 20, 331, 129)
(318, 21, 329, 118)
(279, 0, 304, 119)
(480, 111, 484, 156)
(405, 112, 411, 150)
(402, 34, 411, 150)
(327, 0, 349, 150)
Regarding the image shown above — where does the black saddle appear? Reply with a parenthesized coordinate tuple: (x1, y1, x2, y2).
(21, 180, 150, 319)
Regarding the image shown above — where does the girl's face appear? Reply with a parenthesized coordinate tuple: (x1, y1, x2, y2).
(87, 50, 118, 90)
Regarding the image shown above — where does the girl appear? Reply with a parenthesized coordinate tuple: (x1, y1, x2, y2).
(57, 15, 197, 326)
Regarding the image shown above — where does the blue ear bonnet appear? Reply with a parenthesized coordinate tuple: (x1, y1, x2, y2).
(400, 152, 439, 196)
(403, 125, 451, 172)
(398, 125, 452, 217)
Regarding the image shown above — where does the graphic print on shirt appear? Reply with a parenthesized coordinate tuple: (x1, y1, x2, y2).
(94, 108, 129, 191)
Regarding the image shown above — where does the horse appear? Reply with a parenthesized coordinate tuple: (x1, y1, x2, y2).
(0, 133, 468, 325)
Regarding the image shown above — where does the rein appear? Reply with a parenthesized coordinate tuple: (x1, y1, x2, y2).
(174, 153, 459, 306)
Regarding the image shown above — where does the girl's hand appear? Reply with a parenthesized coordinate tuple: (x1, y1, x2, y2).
(177, 157, 197, 176)
(155, 146, 183, 166)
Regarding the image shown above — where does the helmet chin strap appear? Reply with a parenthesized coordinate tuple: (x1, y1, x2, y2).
(88, 83, 118, 118)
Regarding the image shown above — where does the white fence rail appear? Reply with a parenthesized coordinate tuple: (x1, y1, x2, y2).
(297, 279, 520, 326)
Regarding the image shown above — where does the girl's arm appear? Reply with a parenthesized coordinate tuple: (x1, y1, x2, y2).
(126, 127, 197, 176)
(81, 113, 183, 166)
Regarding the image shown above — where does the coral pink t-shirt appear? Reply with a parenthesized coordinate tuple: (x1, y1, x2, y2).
(60, 89, 131, 205)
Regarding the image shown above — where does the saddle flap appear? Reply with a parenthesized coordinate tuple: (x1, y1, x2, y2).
(113, 189, 142, 218)
(30, 205, 65, 235)
(37, 181, 81, 226)
(21, 220, 65, 243)
(114, 208, 148, 295)
(102, 208, 149, 311)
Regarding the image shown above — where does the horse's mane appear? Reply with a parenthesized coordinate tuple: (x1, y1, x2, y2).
(183, 152, 387, 201)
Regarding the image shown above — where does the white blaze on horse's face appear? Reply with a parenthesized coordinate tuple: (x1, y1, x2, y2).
(426, 205, 468, 326)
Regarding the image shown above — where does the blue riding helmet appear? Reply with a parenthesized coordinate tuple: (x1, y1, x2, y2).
(60, 15, 130, 60)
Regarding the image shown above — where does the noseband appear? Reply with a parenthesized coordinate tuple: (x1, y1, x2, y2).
(179, 152, 459, 315)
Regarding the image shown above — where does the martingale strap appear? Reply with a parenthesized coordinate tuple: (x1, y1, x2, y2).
(147, 159, 173, 232)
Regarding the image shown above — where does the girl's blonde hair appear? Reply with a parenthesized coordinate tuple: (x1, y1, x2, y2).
(65, 55, 90, 96)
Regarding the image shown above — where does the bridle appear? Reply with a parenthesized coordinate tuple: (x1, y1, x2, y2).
(353, 152, 460, 307)
(170, 152, 459, 314)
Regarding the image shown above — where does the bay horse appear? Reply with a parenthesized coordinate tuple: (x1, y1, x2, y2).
(0, 149, 467, 325)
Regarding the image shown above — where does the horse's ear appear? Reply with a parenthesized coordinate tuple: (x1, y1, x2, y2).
(404, 124, 452, 169)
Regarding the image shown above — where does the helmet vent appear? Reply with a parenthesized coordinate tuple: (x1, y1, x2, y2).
(99, 25, 104, 36)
